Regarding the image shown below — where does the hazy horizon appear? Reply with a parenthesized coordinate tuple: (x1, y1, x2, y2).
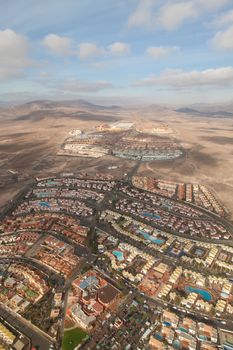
(1, 0, 233, 105)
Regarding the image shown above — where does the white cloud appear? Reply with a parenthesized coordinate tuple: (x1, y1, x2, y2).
(194, 0, 231, 11)
(128, 0, 156, 28)
(77, 43, 106, 59)
(42, 36, 131, 60)
(60, 78, 113, 92)
(146, 46, 178, 58)
(128, 0, 231, 30)
(42, 34, 72, 56)
(0, 29, 31, 81)
(108, 42, 130, 56)
(209, 8, 233, 50)
(210, 9, 233, 28)
(90, 61, 113, 70)
(212, 25, 233, 50)
(134, 66, 233, 89)
(158, 1, 197, 30)
(77, 42, 131, 60)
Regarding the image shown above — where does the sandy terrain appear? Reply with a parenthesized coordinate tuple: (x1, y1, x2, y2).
(138, 115, 233, 216)
(0, 101, 232, 217)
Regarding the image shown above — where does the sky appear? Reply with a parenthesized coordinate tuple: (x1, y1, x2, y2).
(0, 0, 233, 105)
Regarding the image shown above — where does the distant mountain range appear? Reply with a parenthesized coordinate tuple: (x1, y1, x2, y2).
(175, 107, 233, 118)
(0, 99, 232, 121)
(0, 99, 122, 123)
(22, 99, 121, 111)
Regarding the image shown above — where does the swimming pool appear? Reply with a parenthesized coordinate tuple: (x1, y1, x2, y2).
(112, 250, 124, 261)
(38, 193, 49, 198)
(199, 335, 207, 341)
(194, 248, 204, 257)
(185, 286, 212, 302)
(173, 339, 180, 349)
(39, 201, 51, 208)
(142, 212, 161, 220)
(179, 327, 188, 333)
(155, 333, 163, 341)
(47, 181, 59, 186)
(136, 229, 165, 245)
(221, 292, 229, 299)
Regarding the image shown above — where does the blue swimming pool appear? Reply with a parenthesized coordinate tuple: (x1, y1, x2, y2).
(113, 250, 124, 261)
(194, 248, 204, 257)
(173, 339, 180, 349)
(142, 212, 161, 220)
(38, 193, 48, 198)
(39, 201, 51, 208)
(155, 333, 163, 341)
(185, 286, 212, 301)
(221, 292, 229, 299)
(179, 327, 188, 333)
(137, 229, 165, 245)
(199, 335, 207, 341)
(47, 181, 59, 186)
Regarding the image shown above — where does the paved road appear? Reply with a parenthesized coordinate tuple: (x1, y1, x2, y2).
(0, 305, 53, 350)
(125, 161, 233, 237)
(126, 158, 142, 183)
(96, 225, 233, 326)
(1, 172, 232, 349)
(111, 206, 233, 247)
(97, 259, 233, 333)
(144, 294, 233, 332)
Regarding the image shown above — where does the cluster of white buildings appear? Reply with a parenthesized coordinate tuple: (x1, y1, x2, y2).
(102, 210, 233, 278)
(105, 242, 156, 283)
(182, 243, 233, 275)
(13, 197, 93, 217)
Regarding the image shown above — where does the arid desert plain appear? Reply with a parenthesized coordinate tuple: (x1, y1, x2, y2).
(0, 100, 232, 217)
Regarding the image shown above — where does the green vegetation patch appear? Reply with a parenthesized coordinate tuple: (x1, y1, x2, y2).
(62, 327, 88, 350)
(26, 289, 38, 299)
(1, 287, 9, 295)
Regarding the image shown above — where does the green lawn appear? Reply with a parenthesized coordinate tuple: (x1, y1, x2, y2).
(62, 327, 88, 350)
(26, 289, 38, 298)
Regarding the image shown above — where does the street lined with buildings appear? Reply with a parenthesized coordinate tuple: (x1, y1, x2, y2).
(0, 172, 232, 350)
